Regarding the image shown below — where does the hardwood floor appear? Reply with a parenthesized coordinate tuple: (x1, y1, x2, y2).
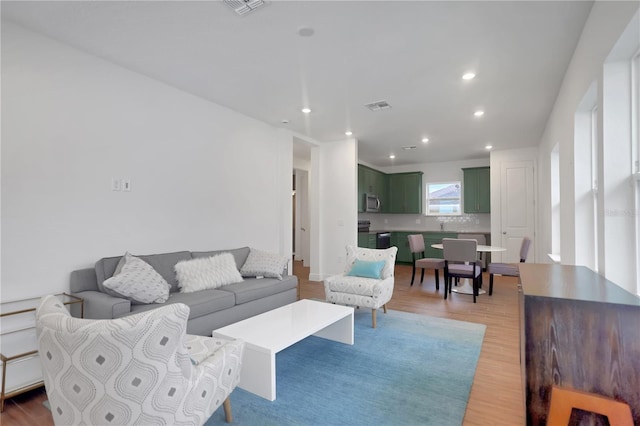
(0, 261, 524, 426)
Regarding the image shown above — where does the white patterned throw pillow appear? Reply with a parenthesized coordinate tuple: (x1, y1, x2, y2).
(240, 248, 288, 280)
(175, 253, 243, 293)
(102, 252, 171, 304)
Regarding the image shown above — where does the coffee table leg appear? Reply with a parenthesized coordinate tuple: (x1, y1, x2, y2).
(313, 312, 354, 345)
(238, 346, 276, 401)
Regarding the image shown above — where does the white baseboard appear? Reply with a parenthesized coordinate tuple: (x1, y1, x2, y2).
(308, 273, 325, 282)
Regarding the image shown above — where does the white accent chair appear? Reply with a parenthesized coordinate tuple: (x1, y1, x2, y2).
(324, 245, 398, 328)
(36, 295, 244, 426)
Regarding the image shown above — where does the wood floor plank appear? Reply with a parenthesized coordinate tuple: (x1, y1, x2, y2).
(0, 261, 524, 426)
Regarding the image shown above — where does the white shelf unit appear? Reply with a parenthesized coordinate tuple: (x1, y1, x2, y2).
(0, 293, 83, 411)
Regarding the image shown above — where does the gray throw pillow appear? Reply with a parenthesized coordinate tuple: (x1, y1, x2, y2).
(240, 248, 288, 280)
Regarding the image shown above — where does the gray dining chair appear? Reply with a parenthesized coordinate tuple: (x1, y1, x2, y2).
(487, 236, 531, 295)
(443, 238, 482, 303)
(407, 234, 445, 290)
(458, 233, 487, 270)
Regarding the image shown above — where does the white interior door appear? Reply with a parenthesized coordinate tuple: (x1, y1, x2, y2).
(295, 169, 310, 266)
(500, 161, 535, 262)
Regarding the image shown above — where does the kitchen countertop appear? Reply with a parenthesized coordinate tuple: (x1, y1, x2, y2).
(361, 229, 490, 234)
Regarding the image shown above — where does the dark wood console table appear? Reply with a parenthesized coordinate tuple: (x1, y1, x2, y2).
(519, 264, 640, 425)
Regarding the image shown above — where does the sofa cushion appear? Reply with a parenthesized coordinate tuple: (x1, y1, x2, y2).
(191, 247, 250, 270)
(175, 253, 243, 293)
(123, 288, 236, 319)
(220, 275, 298, 305)
(96, 251, 192, 294)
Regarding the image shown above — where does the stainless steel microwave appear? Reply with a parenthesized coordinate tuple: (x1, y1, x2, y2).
(364, 193, 380, 212)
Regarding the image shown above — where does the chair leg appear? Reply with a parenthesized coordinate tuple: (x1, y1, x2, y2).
(435, 270, 440, 290)
(372, 309, 377, 328)
(472, 278, 478, 303)
(489, 273, 494, 296)
(443, 273, 447, 299)
(420, 269, 425, 284)
(383, 304, 388, 314)
(223, 397, 233, 423)
(411, 262, 416, 286)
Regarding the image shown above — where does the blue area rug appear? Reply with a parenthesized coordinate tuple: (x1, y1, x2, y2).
(206, 308, 485, 426)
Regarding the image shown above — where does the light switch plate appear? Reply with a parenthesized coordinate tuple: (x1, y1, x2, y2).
(123, 180, 131, 192)
(111, 178, 121, 191)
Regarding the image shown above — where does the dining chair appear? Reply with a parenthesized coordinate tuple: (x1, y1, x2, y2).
(487, 236, 531, 295)
(407, 234, 445, 290)
(458, 233, 487, 270)
(442, 238, 482, 303)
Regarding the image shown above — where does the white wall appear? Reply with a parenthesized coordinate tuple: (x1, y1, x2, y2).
(537, 1, 639, 292)
(362, 158, 491, 232)
(309, 138, 357, 281)
(1, 23, 293, 300)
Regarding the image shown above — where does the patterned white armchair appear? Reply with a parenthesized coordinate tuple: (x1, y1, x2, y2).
(35, 295, 244, 426)
(324, 245, 398, 328)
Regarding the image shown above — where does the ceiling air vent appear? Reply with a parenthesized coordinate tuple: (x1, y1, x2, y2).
(224, 0, 265, 16)
(364, 100, 392, 111)
(402, 146, 417, 150)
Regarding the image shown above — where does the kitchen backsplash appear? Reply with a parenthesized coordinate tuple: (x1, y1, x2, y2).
(359, 213, 490, 232)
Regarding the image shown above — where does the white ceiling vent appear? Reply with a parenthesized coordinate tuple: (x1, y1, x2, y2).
(224, 0, 265, 16)
(364, 100, 392, 111)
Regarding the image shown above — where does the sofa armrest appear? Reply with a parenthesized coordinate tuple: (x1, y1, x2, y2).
(70, 268, 99, 293)
(72, 290, 131, 319)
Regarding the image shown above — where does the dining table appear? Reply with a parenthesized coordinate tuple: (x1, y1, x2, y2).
(430, 243, 506, 295)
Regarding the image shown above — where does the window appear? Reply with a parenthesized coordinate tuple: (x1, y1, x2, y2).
(426, 182, 461, 215)
(634, 49, 640, 173)
(591, 105, 599, 272)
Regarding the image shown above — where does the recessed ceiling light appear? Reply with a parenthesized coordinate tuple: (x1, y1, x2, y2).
(345, 131, 353, 136)
(462, 72, 476, 80)
(421, 138, 429, 143)
(389, 154, 396, 159)
(485, 145, 493, 150)
(281, 119, 289, 124)
(301, 108, 311, 114)
(474, 110, 485, 117)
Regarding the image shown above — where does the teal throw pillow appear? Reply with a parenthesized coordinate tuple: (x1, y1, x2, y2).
(347, 259, 386, 279)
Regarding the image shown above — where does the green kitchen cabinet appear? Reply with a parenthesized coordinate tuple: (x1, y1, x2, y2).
(358, 165, 366, 212)
(462, 167, 490, 213)
(358, 164, 388, 212)
(391, 232, 413, 263)
(423, 232, 458, 258)
(358, 233, 376, 248)
(388, 172, 423, 214)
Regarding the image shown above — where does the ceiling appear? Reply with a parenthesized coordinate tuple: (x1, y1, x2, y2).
(2, 1, 594, 166)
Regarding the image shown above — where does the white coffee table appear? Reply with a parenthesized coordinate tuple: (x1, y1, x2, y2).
(213, 299, 354, 401)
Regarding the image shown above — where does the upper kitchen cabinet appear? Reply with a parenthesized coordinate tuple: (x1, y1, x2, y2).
(462, 167, 490, 213)
(358, 165, 388, 212)
(388, 172, 423, 214)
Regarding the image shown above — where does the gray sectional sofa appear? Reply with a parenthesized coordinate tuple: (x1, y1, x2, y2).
(70, 247, 298, 336)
